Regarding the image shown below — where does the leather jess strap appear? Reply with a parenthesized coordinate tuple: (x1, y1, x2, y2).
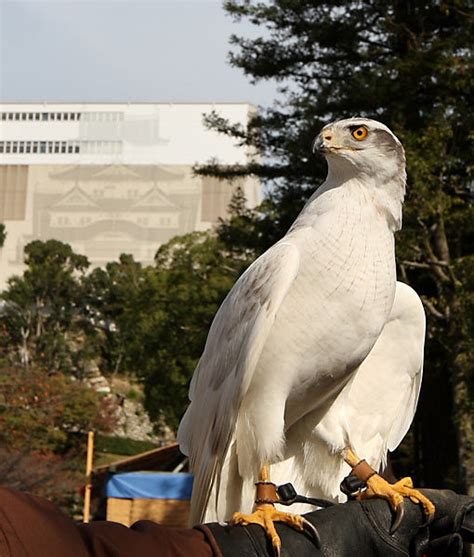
(255, 482, 279, 505)
(352, 459, 377, 483)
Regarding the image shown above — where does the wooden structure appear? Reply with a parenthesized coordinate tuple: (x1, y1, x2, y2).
(106, 491, 190, 528)
(92, 442, 191, 527)
(83, 431, 95, 523)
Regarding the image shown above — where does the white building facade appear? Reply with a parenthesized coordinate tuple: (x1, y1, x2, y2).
(0, 103, 260, 289)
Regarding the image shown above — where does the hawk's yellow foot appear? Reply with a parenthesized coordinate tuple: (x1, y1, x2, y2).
(231, 504, 307, 557)
(344, 448, 435, 533)
(230, 465, 319, 556)
(359, 474, 435, 532)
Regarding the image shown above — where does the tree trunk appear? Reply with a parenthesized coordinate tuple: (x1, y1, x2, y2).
(450, 331, 473, 495)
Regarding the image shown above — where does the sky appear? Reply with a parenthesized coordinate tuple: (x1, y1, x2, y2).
(0, 0, 277, 106)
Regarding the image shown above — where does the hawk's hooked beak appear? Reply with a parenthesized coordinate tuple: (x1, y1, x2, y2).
(312, 134, 325, 155)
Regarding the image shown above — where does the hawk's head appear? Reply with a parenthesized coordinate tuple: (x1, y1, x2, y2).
(313, 117, 406, 231)
(313, 117, 405, 184)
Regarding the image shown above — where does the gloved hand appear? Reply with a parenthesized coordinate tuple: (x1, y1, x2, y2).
(422, 489, 474, 556)
(200, 489, 473, 556)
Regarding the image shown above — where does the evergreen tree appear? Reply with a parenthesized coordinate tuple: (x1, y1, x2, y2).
(81, 254, 145, 375)
(198, 1, 473, 492)
(0, 240, 89, 372)
(125, 232, 243, 430)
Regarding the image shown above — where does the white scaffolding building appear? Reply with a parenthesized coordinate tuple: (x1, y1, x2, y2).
(0, 102, 260, 289)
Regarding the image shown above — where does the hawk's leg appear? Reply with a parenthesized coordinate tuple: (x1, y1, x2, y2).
(230, 465, 319, 556)
(344, 448, 435, 532)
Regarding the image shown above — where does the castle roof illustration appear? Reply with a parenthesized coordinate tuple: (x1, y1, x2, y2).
(50, 184, 180, 213)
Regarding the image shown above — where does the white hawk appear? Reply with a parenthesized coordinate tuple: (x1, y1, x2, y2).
(178, 118, 434, 553)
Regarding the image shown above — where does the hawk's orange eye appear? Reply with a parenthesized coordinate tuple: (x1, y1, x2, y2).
(351, 126, 368, 141)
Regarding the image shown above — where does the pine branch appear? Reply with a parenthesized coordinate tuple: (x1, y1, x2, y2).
(421, 297, 447, 321)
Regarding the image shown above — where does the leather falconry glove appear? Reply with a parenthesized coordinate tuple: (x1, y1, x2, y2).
(200, 489, 473, 557)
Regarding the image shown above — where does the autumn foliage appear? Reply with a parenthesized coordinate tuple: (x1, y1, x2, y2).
(0, 365, 116, 453)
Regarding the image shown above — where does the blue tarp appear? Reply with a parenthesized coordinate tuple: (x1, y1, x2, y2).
(106, 472, 193, 500)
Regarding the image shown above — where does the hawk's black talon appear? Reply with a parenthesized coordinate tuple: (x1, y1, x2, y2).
(420, 510, 434, 529)
(301, 517, 321, 548)
(390, 503, 405, 534)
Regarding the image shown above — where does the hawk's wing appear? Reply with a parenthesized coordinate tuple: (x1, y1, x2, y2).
(177, 242, 300, 524)
(340, 280, 426, 464)
(384, 283, 425, 452)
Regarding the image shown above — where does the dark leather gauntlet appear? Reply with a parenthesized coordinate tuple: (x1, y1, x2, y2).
(201, 489, 473, 557)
